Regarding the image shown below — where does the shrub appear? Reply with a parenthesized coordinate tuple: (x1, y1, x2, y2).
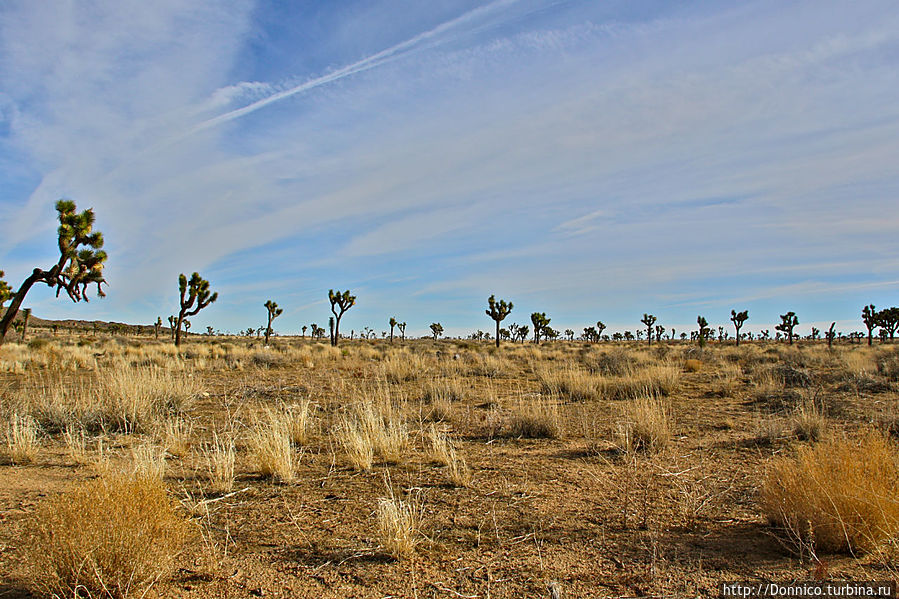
(24, 472, 192, 599)
(617, 395, 670, 453)
(248, 409, 295, 483)
(760, 434, 899, 554)
(508, 398, 561, 439)
(376, 489, 422, 559)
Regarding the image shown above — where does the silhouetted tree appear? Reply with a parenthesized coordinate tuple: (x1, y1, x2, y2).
(398, 321, 407, 341)
(640, 313, 656, 345)
(486, 295, 513, 348)
(862, 304, 878, 346)
(328, 289, 356, 346)
(175, 272, 218, 347)
(389, 317, 398, 343)
(530, 312, 550, 344)
(20, 308, 31, 341)
(430, 322, 443, 340)
(696, 316, 710, 348)
(876, 307, 899, 342)
(826, 322, 836, 348)
(1, 200, 107, 344)
(730, 310, 748, 346)
(264, 300, 283, 345)
(776, 311, 799, 345)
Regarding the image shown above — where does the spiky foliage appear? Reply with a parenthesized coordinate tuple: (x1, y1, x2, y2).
(776, 311, 799, 345)
(530, 312, 550, 345)
(876, 307, 899, 343)
(640, 313, 656, 345)
(0, 271, 13, 310)
(730, 309, 748, 346)
(175, 273, 217, 347)
(486, 295, 513, 348)
(862, 304, 878, 346)
(430, 322, 444, 340)
(328, 289, 356, 347)
(398, 321, 406, 341)
(389, 317, 398, 343)
(263, 300, 283, 345)
(696, 315, 710, 348)
(0, 200, 107, 344)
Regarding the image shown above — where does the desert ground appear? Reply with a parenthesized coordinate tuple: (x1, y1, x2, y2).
(1, 333, 897, 598)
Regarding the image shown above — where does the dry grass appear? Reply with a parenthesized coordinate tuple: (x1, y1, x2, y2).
(376, 487, 423, 559)
(23, 471, 192, 599)
(536, 366, 600, 401)
(248, 409, 295, 483)
(616, 395, 671, 453)
(508, 397, 562, 439)
(792, 401, 826, 441)
(760, 434, 899, 554)
(337, 400, 409, 469)
(5, 414, 40, 464)
(160, 416, 193, 458)
(203, 432, 236, 493)
(426, 425, 471, 487)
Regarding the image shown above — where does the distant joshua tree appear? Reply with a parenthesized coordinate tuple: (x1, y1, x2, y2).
(302, 325, 307, 338)
(430, 322, 444, 340)
(730, 310, 748, 346)
(154, 316, 162, 340)
(862, 304, 878, 346)
(640, 314, 656, 345)
(263, 300, 283, 345)
(826, 322, 836, 348)
(696, 316, 710, 348)
(776, 311, 799, 345)
(876, 307, 899, 342)
(655, 325, 665, 342)
(174, 272, 218, 347)
(328, 289, 356, 347)
(486, 295, 513, 348)
(168, 316, 177, 341)
(398, 321, 407, 341)
(530, 312, 550, 345)
(0, 200, 107, 345)
(20, 308, 31, 341)
(564, 329, 574, 341)
(596, 321, 606, 340)
(389, 317, 398, 343)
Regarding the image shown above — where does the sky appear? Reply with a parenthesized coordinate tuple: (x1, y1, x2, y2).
(1, 0, 898, 338)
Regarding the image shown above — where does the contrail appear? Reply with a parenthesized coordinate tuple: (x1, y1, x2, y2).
(190, 0, 522, 134)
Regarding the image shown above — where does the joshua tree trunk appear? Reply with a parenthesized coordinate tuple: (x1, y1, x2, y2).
(0, 271, 41, 344)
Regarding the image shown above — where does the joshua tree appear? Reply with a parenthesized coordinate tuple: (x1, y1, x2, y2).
(263, 300, 283, 345)
(565, 328, 574, 341)
(826, 322, 836, 348)
(655, 325, 665, 342)
(596, 321, 606, 339)
(328, 289, 355, 347)
(168, 315, 178, 341)
(430, 322, 443, 340)
(862, 304, 878, 346)
(640, 314, 656, 345)
(174, 272, 218, 347)
(19, 308, 31, 341)
(530, 312, 550, 344)
(876, 307, 899, 342)
(153, 317, 162, 340)
(517, 324, 529, 343)
(696, 316, 710, 348)
(776, 311, 799, 345)
(206, 326, 214, 336)
(486, 295, 513, 348)
(398, 321, 406, 341)
(0, 200, 107, 344)
(388, 317, 398, 343)
(182, 319, 191, 336)
(810, 327, 820, 340)
(0, 271, 13, 312)
(730, 310, 748, 346)
(301, 325, 307, 338)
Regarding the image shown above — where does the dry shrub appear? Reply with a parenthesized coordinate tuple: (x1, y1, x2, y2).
(760, 434, 899, 554)
(508, 397, 561, 439)
(63, 424, 89, 464)
(24, 471, 192, 599)
(581, 349, 636, 375)
(377, 488, 423, 559)
(202, 432, 236, 494)
(464, 354, 504, 378)
(536, 366, 600, 401)
(248, 409, 295, 483)
(426, 426, 470, 487)
(159, 416, 193, 458)
(683, 359, 702, 373)
(601, 364, 680, 400)
(282, 400, 315, 445)
(5, 414, 40, 464)
(792, 402, 826, 442)
(616, 395, 670, 453)
(337, 399, 409, 469)
(381, 353, 427, 383)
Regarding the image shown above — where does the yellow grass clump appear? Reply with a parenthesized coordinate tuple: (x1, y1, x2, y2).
(616, 395, 671, 453)
(248, 409, 295, 483)
(5, 414, 40, 464)
(376, 488, 423, 559)
(508, 397, 562, 439)
(760, 434, 899, 554)
(24, 471, 192, 599)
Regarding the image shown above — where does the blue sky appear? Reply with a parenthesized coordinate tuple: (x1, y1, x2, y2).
(1, 0, 898, 337)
